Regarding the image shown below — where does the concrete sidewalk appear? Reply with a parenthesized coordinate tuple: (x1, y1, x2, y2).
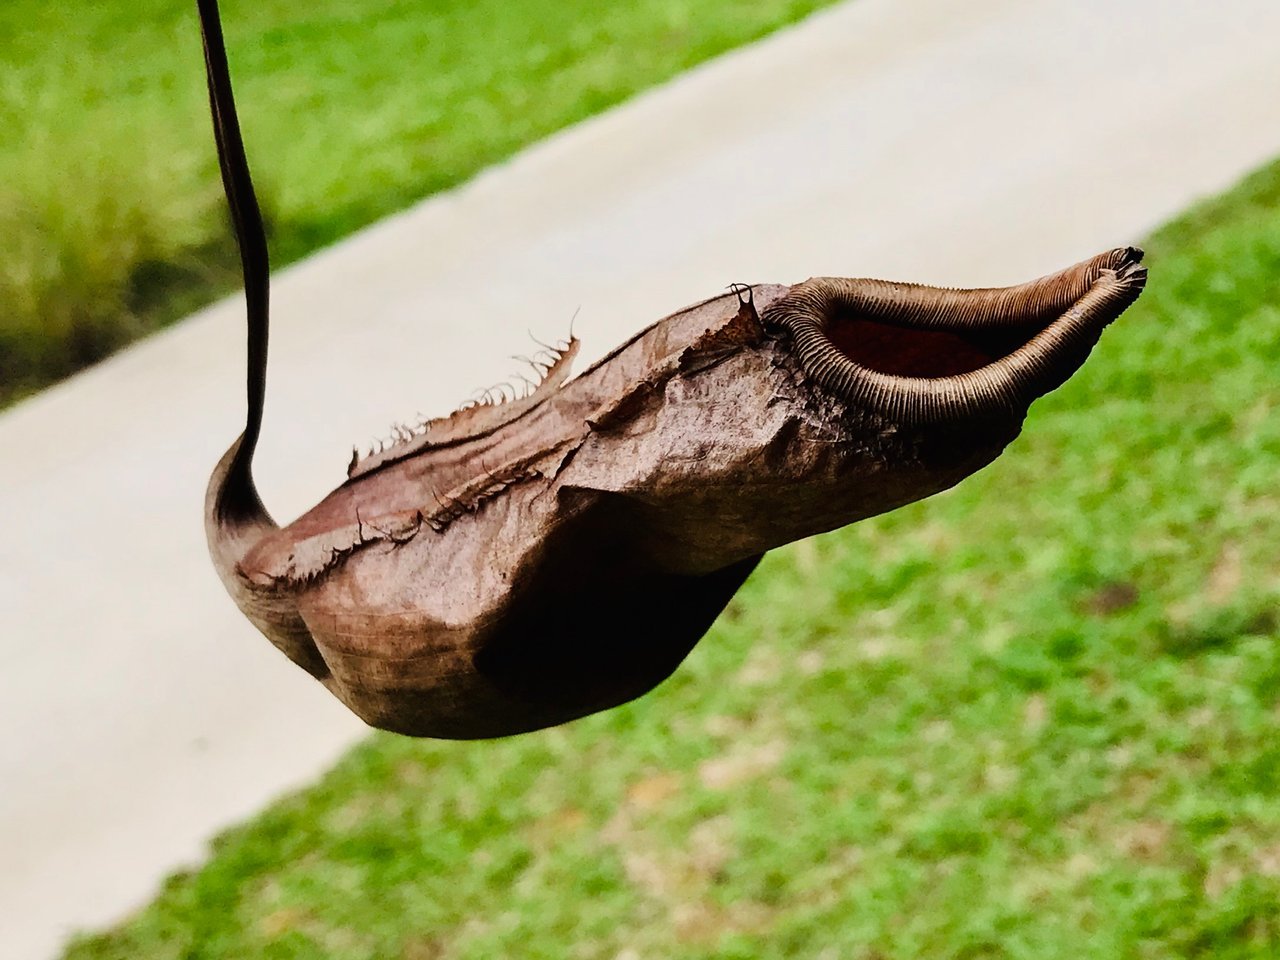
(5, 0, 1280, 954)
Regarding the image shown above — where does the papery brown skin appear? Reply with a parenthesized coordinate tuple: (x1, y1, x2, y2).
(198, 0, 1147, 739)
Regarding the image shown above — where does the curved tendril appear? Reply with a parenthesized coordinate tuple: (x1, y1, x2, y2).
(197, 0, 270, 494)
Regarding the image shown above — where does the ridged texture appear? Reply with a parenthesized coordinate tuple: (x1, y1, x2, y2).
(763, 247, 1147, 424)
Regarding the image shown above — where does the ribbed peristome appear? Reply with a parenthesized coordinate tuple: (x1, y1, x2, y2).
(763, 247, 1147, 424)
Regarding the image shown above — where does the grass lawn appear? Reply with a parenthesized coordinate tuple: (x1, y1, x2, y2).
(0, 0, 839, 405)
(61, 154, 1280, 958)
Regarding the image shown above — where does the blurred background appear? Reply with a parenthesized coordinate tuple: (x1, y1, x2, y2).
(2, 0, 1279, 957)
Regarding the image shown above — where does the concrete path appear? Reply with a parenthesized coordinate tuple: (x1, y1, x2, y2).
(5, 0, 1280, 954)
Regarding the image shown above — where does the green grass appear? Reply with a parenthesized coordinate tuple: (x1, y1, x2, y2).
(62, 157, 1280, 958)
(0, 0, 839, 405)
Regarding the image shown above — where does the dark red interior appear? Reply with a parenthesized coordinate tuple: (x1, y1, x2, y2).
(826, 314, 1038, 378)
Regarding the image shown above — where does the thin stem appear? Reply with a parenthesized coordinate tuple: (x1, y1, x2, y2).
(197, 0, 270, 495)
